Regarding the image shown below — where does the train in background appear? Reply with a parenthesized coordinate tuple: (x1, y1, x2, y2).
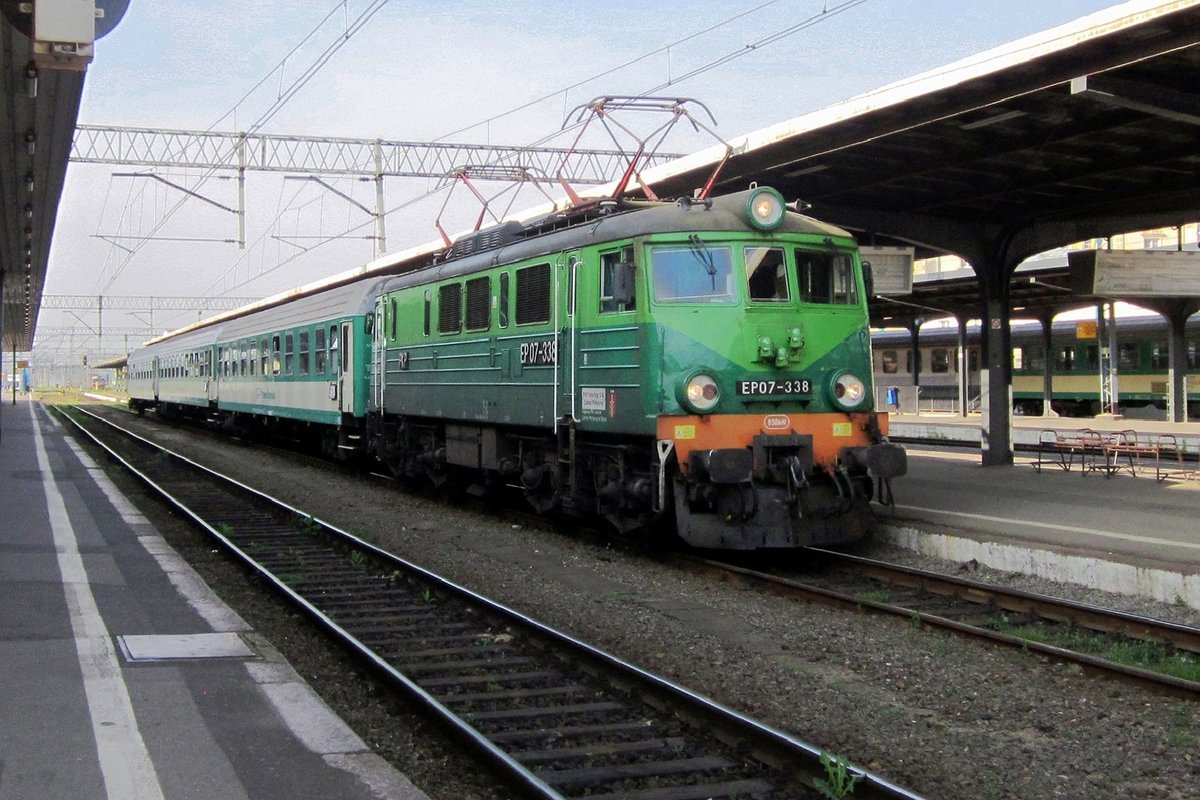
(871, 315, 1200, 418)
(127, 186, 906, 551)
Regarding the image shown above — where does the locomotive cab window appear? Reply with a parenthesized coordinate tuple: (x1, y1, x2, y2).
(651, 244, 734, 303)
(795, 248, 857, 305)
(745, 247, 789, 302)
(600, 247, 636, 313)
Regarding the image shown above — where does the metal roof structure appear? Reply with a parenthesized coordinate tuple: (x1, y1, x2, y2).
(1, 14, 86, 353)
(639, 0, 1200, 278)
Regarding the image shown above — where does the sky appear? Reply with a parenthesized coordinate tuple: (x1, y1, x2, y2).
(39, 0, 1133, 359)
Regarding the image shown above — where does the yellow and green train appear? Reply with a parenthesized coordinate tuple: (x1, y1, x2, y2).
(129, 187, 905, 550)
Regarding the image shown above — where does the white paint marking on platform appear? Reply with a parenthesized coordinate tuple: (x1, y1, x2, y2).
(31, 403, 166, 800)
(118, 633, 255, 662)
(893, 503, 1200, 552)
(258, 681, 368, 755)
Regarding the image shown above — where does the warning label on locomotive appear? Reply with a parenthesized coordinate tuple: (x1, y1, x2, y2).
(737, 378, 811, 396)
(520, 339, 558, 366)
(581, 387, 606, 413)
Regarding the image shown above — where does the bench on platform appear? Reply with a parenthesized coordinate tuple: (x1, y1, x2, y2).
(1035, 428, 1196, 482)
(1034, 429, 1111, 475)
(1101, 431, 1192, 482)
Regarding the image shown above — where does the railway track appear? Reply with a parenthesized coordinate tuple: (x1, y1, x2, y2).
(688, 549, 1200, 696)
(60, 405, 925, 800)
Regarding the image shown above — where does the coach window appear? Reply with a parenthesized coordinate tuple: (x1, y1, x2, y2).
(1188, 339, 1200, 369)
(880, 350, 898, 374)
(329, 325, 340, 370)
(515, 263, 553, 323)
(600, 247, 636, 313)
(968, 347, 980, 372)
(745, 247, 788, 302)
(931, 348, 951, 373)
(240, 345, 248, 377)
(1085, 345, 1099, 371)
(272, 335, 282, 375)
(465, 277, 490, 332)
(249, 343, 257, 376)
(1118, 342, 1140, 370)
(1012, 347, 1026, 371)
(315, 327, 327, 373)
(299, 330, 311, 375)
(1057, 346, 1076, 371)
(284, 332, 295, 374)
(499, 274, 510, 328)
(259, 337, 268, 376)
(795, 248, 856, 304)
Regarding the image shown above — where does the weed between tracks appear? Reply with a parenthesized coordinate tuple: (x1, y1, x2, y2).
(986, 614, 1200, 683)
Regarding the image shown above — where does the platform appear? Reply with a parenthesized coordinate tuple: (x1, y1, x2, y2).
(0, 395, 427, 800)
(877, 412, 1200, 608)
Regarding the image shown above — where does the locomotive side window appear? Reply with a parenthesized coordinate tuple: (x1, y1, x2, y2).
(651, 246, 734, 303)
(465, 277, 490, 331)
(439, 284, 462, 334)
(795, 249, 856, 304)
(299, 330, 311, 375)
(745, 247, 788, 302)
(315, 327, 327, 373)
(600, 247, 636, 313)
(499, 273, 510, 328)
(880, 350, 898, 374)
(516, 263, 552, 324)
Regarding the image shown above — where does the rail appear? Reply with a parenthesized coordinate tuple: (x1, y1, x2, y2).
(59, 405, 927, 800)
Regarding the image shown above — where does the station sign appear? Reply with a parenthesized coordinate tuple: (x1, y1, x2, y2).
(1069, 250, 1200, 297)
(860, 246, 915, 296)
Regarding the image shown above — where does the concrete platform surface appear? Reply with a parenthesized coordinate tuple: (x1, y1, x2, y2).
(0, 396, 428, 800)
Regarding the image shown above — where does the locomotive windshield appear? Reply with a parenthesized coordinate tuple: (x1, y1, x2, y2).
(651, 244, 735, 303)
(649, 242, 861, 306)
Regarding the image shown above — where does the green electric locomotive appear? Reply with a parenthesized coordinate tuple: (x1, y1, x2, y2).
(367, 186, 905, 549)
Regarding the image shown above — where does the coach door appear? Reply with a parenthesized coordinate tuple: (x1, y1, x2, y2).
(152, 356, 160, 400)
(338, 321, 355, 414)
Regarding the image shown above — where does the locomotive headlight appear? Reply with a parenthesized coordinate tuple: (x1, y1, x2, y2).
(745, 187, 786, 231)
(677, 372, 721, 414)
(830, 372, 867, 411)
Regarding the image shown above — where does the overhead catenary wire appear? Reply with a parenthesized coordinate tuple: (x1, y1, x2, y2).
(95, 0, 390, 295)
